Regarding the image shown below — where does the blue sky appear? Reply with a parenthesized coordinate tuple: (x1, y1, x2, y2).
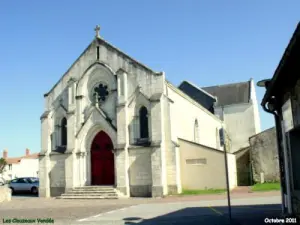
(0, 1, 299, 157)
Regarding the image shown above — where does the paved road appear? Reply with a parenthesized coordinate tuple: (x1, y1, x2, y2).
(76, 196, 282, 225)
(0, 193, 282, 225)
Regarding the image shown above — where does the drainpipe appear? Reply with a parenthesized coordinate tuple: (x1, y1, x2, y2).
(262, 104, 291, 215)
(277, 107, 293, 215)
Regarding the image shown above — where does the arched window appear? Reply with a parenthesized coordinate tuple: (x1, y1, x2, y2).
(194, 119, 199, 143)
(61, 117, 67, 146)
(139, 106, 149, 139)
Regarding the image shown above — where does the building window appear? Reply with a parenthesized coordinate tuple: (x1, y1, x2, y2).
(216, 128, 220, 149)
(186, 158, 207, 165)
(8, 164, 12, 170)
(194, 119, 199, 143)
(139, 106, 149, 139)
(61, 117, 67, 146)
(93, 83, 109, 103)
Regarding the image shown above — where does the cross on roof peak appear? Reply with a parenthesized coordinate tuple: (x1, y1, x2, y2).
(94, 25, 100, 38)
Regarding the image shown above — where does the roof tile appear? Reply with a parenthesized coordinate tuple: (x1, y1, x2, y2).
(5, 153, 39, 164)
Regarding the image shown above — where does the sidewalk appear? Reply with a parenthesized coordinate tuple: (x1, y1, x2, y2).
(160, 190, 280, 203)
(230, 186, 252, 193)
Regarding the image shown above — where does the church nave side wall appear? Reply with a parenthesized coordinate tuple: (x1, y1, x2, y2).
(167, 84, 224, 150)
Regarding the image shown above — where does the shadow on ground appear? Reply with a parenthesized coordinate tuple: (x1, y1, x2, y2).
(123, 204, 282, 225)
(12, 192, 38, 198)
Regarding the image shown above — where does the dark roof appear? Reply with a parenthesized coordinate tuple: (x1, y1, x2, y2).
(178, 81, 216, 113)
(262, 22, 300, 106)
(202, 81, 251, 106)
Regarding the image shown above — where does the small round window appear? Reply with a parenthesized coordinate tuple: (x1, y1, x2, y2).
(90, 82, 109, 104)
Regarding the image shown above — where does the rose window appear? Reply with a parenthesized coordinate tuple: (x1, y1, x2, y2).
(93, 83, 109, 103)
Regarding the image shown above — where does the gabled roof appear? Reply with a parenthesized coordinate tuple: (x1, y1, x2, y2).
(5, 158, 21, 164)
(202, 80, 251, 106)
(166, 81, 222, 122)
(45, 35, 161, 96)
(95, 37, 158, 74)
(6, 153, 39, 165)
(178, 81, 216, 113)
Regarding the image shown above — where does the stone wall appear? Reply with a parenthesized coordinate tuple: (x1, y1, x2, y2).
(44, 37, 163, 120)
(0, 186, 11, 203)
(128, 147, 152, 197)
(179, 138, 237, 190)
(215, 103, 258, 153)
(249, 127, 280, 183)
(49, 154, 67, 197)
(234, 147, 251, 186)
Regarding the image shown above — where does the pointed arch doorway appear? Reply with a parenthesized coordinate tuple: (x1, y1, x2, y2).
(90, 131, 115, 185)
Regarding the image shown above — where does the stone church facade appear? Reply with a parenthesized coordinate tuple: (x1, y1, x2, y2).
(39, 27, 230, 198)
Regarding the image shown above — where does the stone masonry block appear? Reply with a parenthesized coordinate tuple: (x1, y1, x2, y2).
(152, 186, 164, 197)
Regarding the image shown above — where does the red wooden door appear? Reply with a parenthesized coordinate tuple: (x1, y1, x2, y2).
(91, 131, 115, 185)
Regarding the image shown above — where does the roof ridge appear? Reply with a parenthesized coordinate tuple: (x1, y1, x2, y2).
(22, 153, 39, 158)
(46, 36, 161, 96)
(166, 82, 223, 122)
(96, 37, 159, 74)
(6, 152, 39, 160)
(6, 156, 22, 160)
(200, 79, 251, 106)
(202, 80, 251, 89)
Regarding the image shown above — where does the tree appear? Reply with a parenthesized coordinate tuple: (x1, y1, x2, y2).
(0, 158, 7, 174)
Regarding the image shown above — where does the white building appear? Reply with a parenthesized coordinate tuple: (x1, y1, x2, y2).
(39, 27, 244, 198)
(1, 149, 39, 181)
(179, 79, 261, 153)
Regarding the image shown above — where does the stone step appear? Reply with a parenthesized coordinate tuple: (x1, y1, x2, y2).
(57, 186, 120, 200)
(73, 189, 115, 191)
(76, 185, 115, 187)
(74, 186, 115, 188)
(72, 189, 116, 193)
(62, 193, 118, 196)
(57, 195, 118, 199)
(73, 187, 115, 191)
(69, 190, 117, 194)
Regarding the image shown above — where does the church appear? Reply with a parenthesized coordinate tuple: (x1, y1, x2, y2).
(39, 26, 259, 198)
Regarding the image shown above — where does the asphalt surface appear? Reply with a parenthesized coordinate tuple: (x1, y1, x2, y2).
(0, 193, 283, 225)
(76, 196, 282, 225)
